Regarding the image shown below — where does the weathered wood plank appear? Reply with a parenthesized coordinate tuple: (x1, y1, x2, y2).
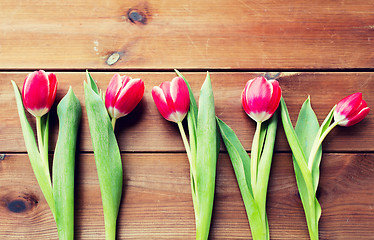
(0, 0, 373, 69)
(1, 72, 373, 152)
(0, 153, 373, 239)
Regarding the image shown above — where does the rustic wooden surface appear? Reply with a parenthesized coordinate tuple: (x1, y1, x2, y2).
(0, 0, 373, 239)
(0, 0, 374, 69)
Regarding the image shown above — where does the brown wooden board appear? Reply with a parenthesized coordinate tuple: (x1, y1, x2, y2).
(1, 72, 373, 152)
(0, 153, 373, 239)
(0, 0, 373, 69)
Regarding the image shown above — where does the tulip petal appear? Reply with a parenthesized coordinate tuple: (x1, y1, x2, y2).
(116, 76, 137, 102)
(105, 74, 123, 110)
(159, 81, 177, 112)
(244, 77, 270, 115)
(113, 78, 144, 118)
(267, 80, 282, 115)
(152, 86, 174, 121)
(47, 73, 58, 111)
(341, 107, 370, 127)
(170, 77, 190, 115)
(346, 99, 368, 120)
(335, 92, 363, 118)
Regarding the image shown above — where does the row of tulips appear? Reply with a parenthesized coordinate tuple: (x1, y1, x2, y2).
(12, 70, 369, 240)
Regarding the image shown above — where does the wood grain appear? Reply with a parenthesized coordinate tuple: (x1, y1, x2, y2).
(1, 72, 373, 152)
(0, 153, 373, 239)
(0, 0, 373, 69)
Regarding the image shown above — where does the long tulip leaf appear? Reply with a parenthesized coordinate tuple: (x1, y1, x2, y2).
(217, 116, 272, 239)
(216, 118, 263, 228)
(295, 97, 320, 164)
(280, 98, 312, 181)
(84, 80, 123, 240)
(53, 87, 81, 240)
(280, 97, 319, 240)
(11, 81, 56, 217)
(295, 97, 321, 191)
(174, 70, 199, 213)
(256, 111, 278, 232)
(86, 70, 99, 94)
(175, 70, 198, 165)
(217, 118, 253, 195)
(195, 72, 218, 240)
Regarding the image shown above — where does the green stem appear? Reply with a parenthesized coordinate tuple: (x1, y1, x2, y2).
(35, 116, 56, 219)
(307, 121, 339, 170)
(36, 117, 44, 160)
(177, 121, 200, 237)
(111, 117, 117, 131)
(36, 116, 49, 175)
(177, 121, 194, 175)
(105, 221, 116, 240)
(251, 121, 262, 189)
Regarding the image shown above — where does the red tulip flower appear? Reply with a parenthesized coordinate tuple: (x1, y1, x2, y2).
(333, 92, 370, 127)
(22, 70, 58, 117)
(241, 76, 282, 123)
(152, 77, 190, 123)
(105, 74, 145, 121)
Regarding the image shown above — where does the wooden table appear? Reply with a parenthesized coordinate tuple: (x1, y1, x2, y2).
(0, 0, 373, 239)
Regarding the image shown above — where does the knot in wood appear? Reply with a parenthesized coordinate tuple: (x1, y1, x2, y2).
(7, 200, 26, 213)
(127, 9, 147, 24)
(4, 193, 39, 214)
(106, 52, 121, 66)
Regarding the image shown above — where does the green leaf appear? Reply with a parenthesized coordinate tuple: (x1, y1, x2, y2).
(84, 79, 122, 240)
(175, 70, 199, 207)
(53, 87, 81, 240)
(11, 81, 55, 218)
(280, 97, 310, 178)
(217, 117, 270, 239)
(255, 111, 278, 239)
(295, 97, 320, 163)
(195, 73, 218, 240)
(295, 97, 321, 191)
(217, 118, 253, 195)
(280, 97, 319, 240)
(86, 70, 99, 95)
(175, 69, 198, 160)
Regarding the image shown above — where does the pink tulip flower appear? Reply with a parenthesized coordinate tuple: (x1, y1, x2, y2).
(241, 76, 282, 122)
(22, 70, 58, 117)
(334, 92, 370, 127)
(105, 74, 145, 120)
(152, 77, 190, 123)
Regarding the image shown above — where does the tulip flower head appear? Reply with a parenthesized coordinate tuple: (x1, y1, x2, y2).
(152, 77, 190, 123)
(241, 76, 282, 123)
(334, 92, 370, 127)
(22, 70, 58, 117)
(105, 74, 145, 120)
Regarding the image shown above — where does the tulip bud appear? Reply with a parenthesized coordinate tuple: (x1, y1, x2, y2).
(152, 77, 190, 123)
(334, 92, 370, 127)
(241, 76, 281, 122)
(22, 70, 58, 117)
(105, 74, 145, 119)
